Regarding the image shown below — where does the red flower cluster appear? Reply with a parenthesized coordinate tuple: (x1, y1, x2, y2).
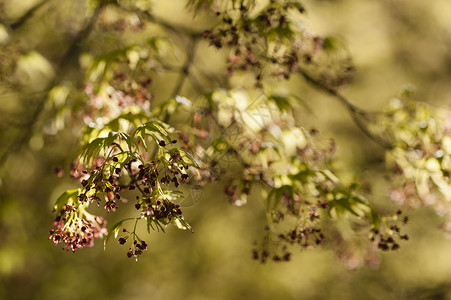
(49, 205, 107, 252)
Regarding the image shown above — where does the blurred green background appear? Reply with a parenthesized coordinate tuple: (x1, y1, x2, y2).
(1, 0, 451, 299)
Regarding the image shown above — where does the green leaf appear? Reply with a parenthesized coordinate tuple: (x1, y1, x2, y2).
(322, 36, 347, 53)
(266, 185, 291, 213)
(154, 219, 166, 232)
(147, 37, 167, 51)
(81, 137, 105, 163)
(135, 128, 148, 150)
(268, 95, 291, 112)
(170, 148, 200, 167)
(88, 47, 129, 81)
(53, 189, 80, 212)
(202, 90, 213, 106)
(104, 220, 125, 250)
(118, 132, 134, 151)
(146, 217, 155, 233)
(161, 189, 184, 201)
(105, 131, 120, 147)
(133, 120, 171, 144)
(146, 120, 171, 138)
(186, 0, 215, 14)
(145, 216, 167, 233)
(172, 216, 193, 232)
(288, 168, 315, 184)
(328, 191, 370, 218)
(80, 130, 135, 163)
(267, 24, 293, 39)
(369, 208, 380, 230)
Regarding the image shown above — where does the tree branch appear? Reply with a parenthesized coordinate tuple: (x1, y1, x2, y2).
(297, 68, 367, 116)
(114, 3, 201, 39)
(297, 68, 392, 149)
(9, 0, 49, 30)
(149, 37, 199, 159)
(0, 4, 105, 167)
(168, 38, 199, 101)
(58, 3, 104, 72)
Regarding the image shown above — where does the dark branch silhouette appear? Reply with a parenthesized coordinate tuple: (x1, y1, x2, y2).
(297, 68, 392, 149)
(9, 0, 49, 30)
(0, 3, 105, 167)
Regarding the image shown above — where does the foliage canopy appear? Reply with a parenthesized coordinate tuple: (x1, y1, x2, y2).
(1, 0, 451, 268)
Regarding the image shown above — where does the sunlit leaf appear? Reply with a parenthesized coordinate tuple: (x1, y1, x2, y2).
(53, 189, 80, 212)
(171, 216, 193, 232)
(104, 220, 125, 250)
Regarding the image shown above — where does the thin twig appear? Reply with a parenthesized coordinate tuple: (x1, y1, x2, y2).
(168, 38, 199, 100)
(148, 37, 199, 161)
(58, 3, 104, 72)
(187, 71, 207, 94)
(115, 3, 201, 39)
(297, 68, 367, 116)
(297, 68, 392, 149)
